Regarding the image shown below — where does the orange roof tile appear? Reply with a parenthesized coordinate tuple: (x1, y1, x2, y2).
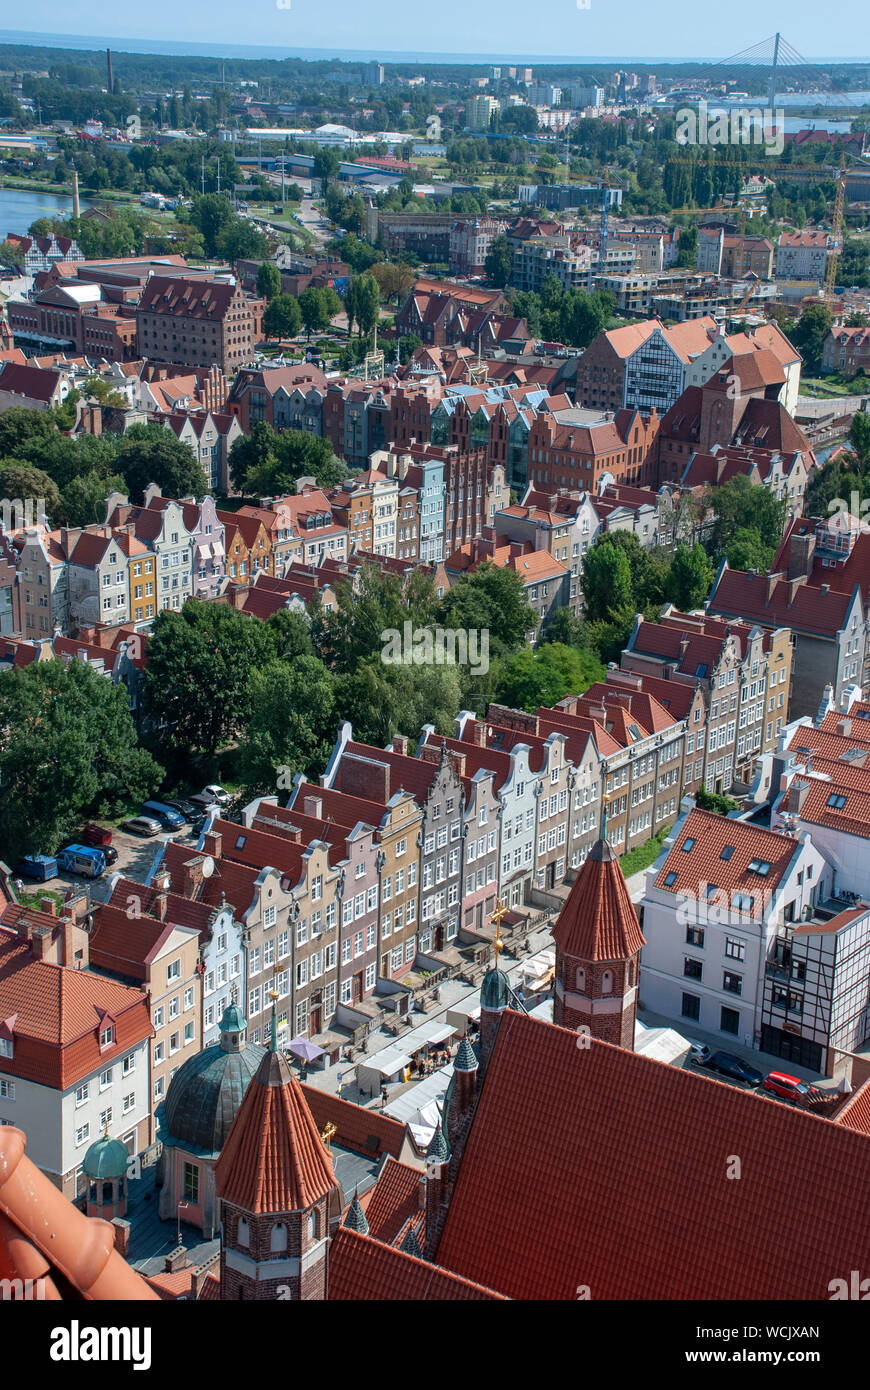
(551, 839, 645, 962)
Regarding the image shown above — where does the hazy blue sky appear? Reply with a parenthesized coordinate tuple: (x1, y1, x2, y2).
(2, 4, 868, 62)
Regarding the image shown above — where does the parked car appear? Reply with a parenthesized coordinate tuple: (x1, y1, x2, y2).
(61, 840, 118, 868)
(686, 1041, 711, 1066)
(141, 800, 186, 831)
(188, 792, 220, 810)
(13, 854, 58, 882)
(57, 845, 106, 879)
(701, 1052, 764, 1087)
(80, 823, 113, 849)
(202, 784, 231, 805)
(162, 797, 200, 822)
(121, 816, 162, 838)
(763, 1072, 824, 1104)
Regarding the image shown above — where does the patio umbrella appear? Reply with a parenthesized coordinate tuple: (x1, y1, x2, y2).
(287, 1036, 326, 1062)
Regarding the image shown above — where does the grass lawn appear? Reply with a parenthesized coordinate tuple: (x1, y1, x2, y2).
(801, 377, 855, 398)
(620, 823, 674, 879)
(17, 887, 67, 912)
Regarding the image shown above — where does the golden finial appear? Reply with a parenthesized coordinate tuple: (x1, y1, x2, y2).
(489, 896, 508, 968)
(321, 1121, 337, 1151)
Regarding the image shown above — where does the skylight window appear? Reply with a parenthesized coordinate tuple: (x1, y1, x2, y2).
(682, 838, 695, 852)
(664, 871, 678, 887)
(720, 846, 735, 861)
(705, 883, 719, 898)
(695, 664, 708, 678)
(235, 834, 247, 850)
(628, 724, 642, 741)
(826, 793, 847, 809)
(748, 859, 771, 876)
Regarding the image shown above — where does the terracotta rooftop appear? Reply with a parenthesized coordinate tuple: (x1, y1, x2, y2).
(434, 1010, 870, 1299)
(652, 807, 799, 912)
(552, 839, 645, 962)
(328, 1225, 503, 1300)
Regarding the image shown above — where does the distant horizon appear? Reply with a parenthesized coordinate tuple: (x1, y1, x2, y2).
(0, 26, 868, 67)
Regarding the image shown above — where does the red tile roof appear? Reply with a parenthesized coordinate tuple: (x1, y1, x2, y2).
(552, 839, 645, 962)
(0, 930, 152, 1090)
(328, 1226, 503, 1300)
(652, 808, 799, 913)
(362, 1157, 422, 1243)
(215, 1049, 337, 1213)
(435, 1010, 870, 1299)
(299, 1085, 407, 1161)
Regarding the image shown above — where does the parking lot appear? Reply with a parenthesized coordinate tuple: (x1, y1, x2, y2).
(13, 822, 204, 907)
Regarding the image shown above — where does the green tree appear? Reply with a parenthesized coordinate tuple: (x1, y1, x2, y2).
(497, 642, 605, 712)
(580, 540, 634, 625)
(262, 292, 302, 340)
(484, 234, 513, 287)
(0, 463, 61, 522)
(265, 608, 315, 661)
(667, 542, 714, 610)
(438, 562, 536, 656)
(849, 412, 870, 468)
(336, 659, 462, 746)
(229, 423, 346, 495)
(791, 303, 833, 376)
(238, 657, 336, 794)
(145, 601, 276, 755)
(117, 426, 209, 503)
(256, 261, 281, 301)
(60, 469, 128, 527)
(708, 475, 787, 557)
(726, 527, 774, 572)
(0, 408, 56, 457)
(0, 659, 161, 860)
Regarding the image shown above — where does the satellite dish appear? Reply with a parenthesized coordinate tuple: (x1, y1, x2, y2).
(201, 856, 215, 879)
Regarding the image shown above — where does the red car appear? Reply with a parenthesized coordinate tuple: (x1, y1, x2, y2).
(81, 823, 113, 849)
(763, 1071, 823, 1104)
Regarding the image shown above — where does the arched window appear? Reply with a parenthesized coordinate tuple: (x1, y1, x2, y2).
(271, 1222, 288, 1252)
(238, 1217, 250, 1247)
(575, 966, 586, 991)
(601, 970, 613, 995)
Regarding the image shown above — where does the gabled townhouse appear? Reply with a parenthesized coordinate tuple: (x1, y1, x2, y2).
(823, 325, 870, 379)
(383, 448, 446, 565)
(0, 905, 152, 1200)
(708, 515, 870, 720)
(13, 524, 69, 639)
(413, 736, 501, 937)
(684, 322, 801, 416)
(640, 805, 832, 1061)
(245, 794, 381, 1013)
(65, 526, 131, 629)
(322, 380, 394, 466)
(678, 442, 809, 518)
(329, 467, 399, 559)
(0, 360, 71, 413)
(5, 231, 83, 273)
(325, 729, 467, 963)
(153, 830, 296, 1053)
(603, 664, 706, 797)
(226, 363, 328, 432)
(289, 778, 424, 993)
(105, 494, 197, 617)
(530, 683, 685, 856)
(164, 410, 244, 493)
(216, 510, 271, 584)
(104, 873, 245, 1052)
(396, 483, 420, 562)
(449, 716, 542, 906)
(573, 317, 722, 416)
(141, 487, 226, 602)
(88, 893, 202, 1143)
(623, 608, 793, 792)
(527, 406, 661, 493)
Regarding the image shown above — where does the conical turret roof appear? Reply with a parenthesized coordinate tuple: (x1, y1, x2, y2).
(343, 1193, 369, 1235)
(214, 1048, 337, 1213)
(551, 838, 646, 962)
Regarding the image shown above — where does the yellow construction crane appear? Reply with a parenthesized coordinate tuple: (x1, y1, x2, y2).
(824, 153, 847, 305)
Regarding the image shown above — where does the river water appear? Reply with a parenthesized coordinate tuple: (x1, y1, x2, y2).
(0, 186, 100, 236)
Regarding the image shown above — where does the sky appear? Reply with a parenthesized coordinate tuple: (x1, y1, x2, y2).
(1, 3, 868, 63)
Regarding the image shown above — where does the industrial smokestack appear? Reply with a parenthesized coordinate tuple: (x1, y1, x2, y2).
(72, 170, 80, 220)
(107, 48, 113, 94)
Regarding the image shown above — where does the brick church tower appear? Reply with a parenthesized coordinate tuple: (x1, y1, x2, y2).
(551, 837, 646, 1049)
(214, 1005, 342, 1300)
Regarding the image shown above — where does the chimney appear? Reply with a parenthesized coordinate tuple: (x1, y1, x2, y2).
(787, 532, 815, 582)
(303, 794, 323, 819)
(337, 755, 390, 803)
(182, 857, 205, 899)
(765, 574, 778, 603)
(29, 927, 52, 960)
(202, 831, 222, 860)
(164, 1246, 189, 1274)
(154, 892, 168, 921)
(393, 734, 409, 756)
(40, 896, 57, 917)
(111, 1218, 131, 1258)
(472, 719, 488, 748)
(786, 779, 811, 815)
(786, 577, 805, 606)
(447, 749, 466, 780)
(838, 718, 852, 738)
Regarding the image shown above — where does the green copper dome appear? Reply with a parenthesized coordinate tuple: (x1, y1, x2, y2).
(454, 1036, 479, 1072)
(480, 967, 511, 1011)
(83, 1133, 129, 1181)
(219, 1001, 247, 1036)
(161, 1025, 265, 1157)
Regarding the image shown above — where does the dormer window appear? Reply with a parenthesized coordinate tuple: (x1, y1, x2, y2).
(99, 1024, 115, 1048)
(0, 1037, 12, 1059)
